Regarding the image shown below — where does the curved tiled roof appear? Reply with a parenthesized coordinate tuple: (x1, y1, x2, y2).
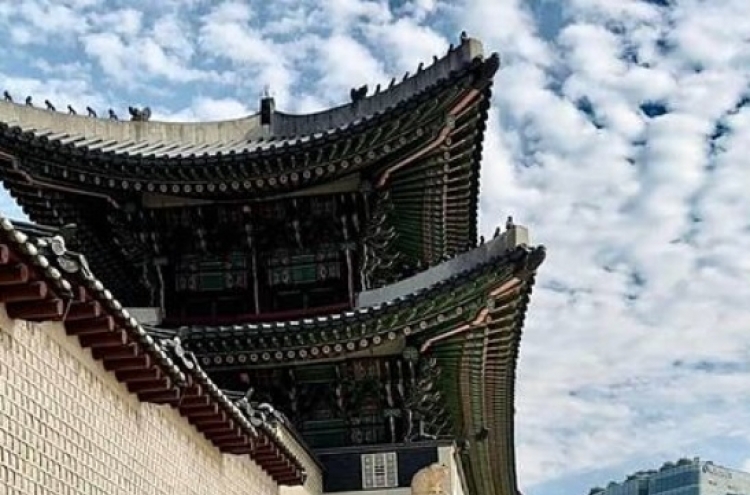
(0, 38, 487, 161)
(168, 228, 539, 366)
(0, 57, 496, 204)
(0, 37, 499, 299)
(164, 226, 546, 495)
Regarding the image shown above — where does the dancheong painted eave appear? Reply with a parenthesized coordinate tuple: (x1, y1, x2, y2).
(0, 35, 500, 304)
(0, 215, 315, 486)
(157, 227, 546, 495)
(166, 229, 543, 366)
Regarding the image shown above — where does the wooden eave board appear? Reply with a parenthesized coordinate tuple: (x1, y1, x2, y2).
(179, 246, 542, 370)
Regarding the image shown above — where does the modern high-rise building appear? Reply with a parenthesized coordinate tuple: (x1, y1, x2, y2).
(587, 458, 750, 495)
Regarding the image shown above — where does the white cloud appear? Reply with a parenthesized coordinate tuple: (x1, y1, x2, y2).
(362, 18, 448, 73)
(315, 34, 388, 97)
(190, 96, 252, 121)
(321, 0, 392, 31)
(82, 28, 218, 85)
(90, 7, 143, 39)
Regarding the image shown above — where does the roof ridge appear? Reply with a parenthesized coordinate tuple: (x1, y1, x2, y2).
(0, 36, 492, 147)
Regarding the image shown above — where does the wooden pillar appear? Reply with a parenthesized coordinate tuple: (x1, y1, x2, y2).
(251, 249, 260, 315)
(343, 212, 355, 307)
(345, 246, 355, 307)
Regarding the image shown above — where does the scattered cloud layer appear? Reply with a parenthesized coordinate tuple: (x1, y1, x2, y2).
(1, 1, 749, 494)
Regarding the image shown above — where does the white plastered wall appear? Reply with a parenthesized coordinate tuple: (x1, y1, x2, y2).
(0, 307, 279, 495)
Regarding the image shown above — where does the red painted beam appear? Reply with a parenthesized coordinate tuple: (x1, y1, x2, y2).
(127, 377, 171, 394)
(181, 384, 204, 398)
(211, 430, 245, 442)
(93, 344, 140, 361)
(0, 281, 47, 303)
(103, 354, 150, 371)
(65, 301, 102, 321)
(178, 396, 211, 409)
(6, 299, 63, 320)
(216, 438, 252, 449)
(223, 445, 254, 455)
(66, 316, 116, 335)
(0, 244, 10, 264)
(256, 454, 285, 464)
(78, 329, 128, 348)
(181, 403, 220, 417)
(190, 411, 229, 427)
(115, 367, 163, 382)
(197, 420, 238, 435)
(0, 263, 28, 285)
(138, 389, 181, 404)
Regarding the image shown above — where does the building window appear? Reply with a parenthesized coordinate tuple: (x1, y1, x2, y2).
(362, 452, 398, 489)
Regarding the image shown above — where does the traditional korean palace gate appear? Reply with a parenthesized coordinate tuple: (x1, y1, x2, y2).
(0, 35, 544, 495)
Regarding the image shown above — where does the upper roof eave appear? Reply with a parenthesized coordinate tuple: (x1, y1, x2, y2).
(168, 228, 545, 367)
(0, 38, 493, 163)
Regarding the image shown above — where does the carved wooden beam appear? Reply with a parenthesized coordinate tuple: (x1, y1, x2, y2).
(0, 244, 10, 264)
(256, 449, 283, 462)
(189, 411, 229, 427)
(127, 377, 171, 394)
(115, 367, 163, 382)
(65, 301, 102, 321)
(138, 389, 181, 404)
(71, 285, 89, 302)
(269, 467, 296, 482)
(216, 438, 252, 449)
(0, 281, 47, 303)
(0, 263, 29, 285)
(178, 395, 211, 408)
(93, 343, 140, 361)
(66, 316, 116, 336)
(78, 329, 128, 348)
(6, 299, 64, 320)
(212, 430, 245, 442)
(255, 437, 272, 450)
(181, 403, 220, 417)
(199, 422, 239, 435)
(261, 457, 291, 469)
(255, 449, 279, 461)
(223, 445, 254, 455)
(181, 384, 204, 398)
(103, 354, 150, 371)
(180, 373, 195, 389)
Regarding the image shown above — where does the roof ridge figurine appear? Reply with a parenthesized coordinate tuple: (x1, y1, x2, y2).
(128, 106, 152, 122)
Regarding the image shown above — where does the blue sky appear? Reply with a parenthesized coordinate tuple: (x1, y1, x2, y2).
(1, 1, 750, 494)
